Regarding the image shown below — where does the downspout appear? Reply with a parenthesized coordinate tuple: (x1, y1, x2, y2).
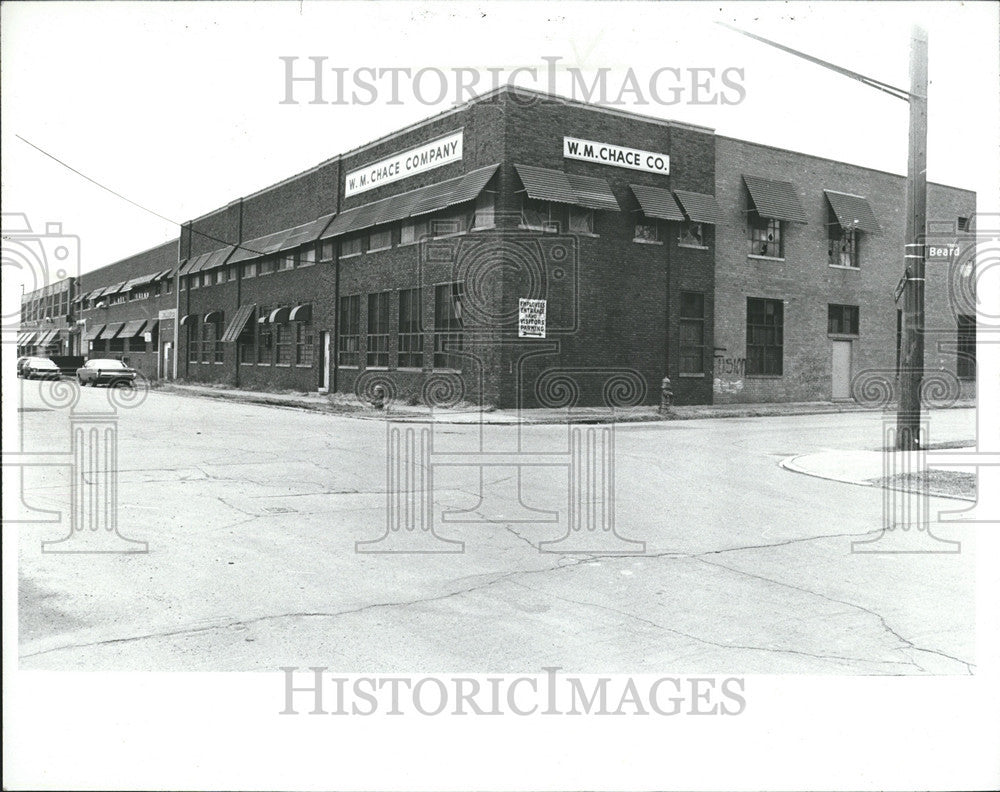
(332, 154, 343, 395)
(234, 198, 244, 388)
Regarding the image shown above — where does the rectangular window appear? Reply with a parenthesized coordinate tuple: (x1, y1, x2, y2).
(521, 196, 558, 231)
(474, 190, 496, 228)
(568, 206, 594, 234)
(200, 321, 213, 363)
(431, 210, 469, 237)
(679, 222, 707, 248)
(434, 282, 464, 370)
(828, 225, 859, 268)
(238, 325, 254, 365)
(257, 312, 273, 365)
(214, 317, 224, 362)
(634, 222, 660, 243)
(319, 240, 335, 261)
(678, 292, 706, 374)
(340, 236, 363, 258)
(201, 272, 211, 287)
(958, 216, 969, 232)
(295, 322, 314, 366)
(398, 288, 423, 369)
(367, 291, 390, 367)
(243, 261, 257, 278)
(746, 297, 784, 376)
(299, 246, 316, 267)
(260, 257, 275, 275)
(400, 219, 430, 246)
(828, 304, 859, 335)
(187, 320, 199, 363)
(338, 295, 360, 366)
(276, 323, 293, 365)
(749, 215, 783, 258)
(369, 228, 392, 252)
(165, 279, 173, 294)
(957, 314, 976, 379)
(215, 269, 226, 284)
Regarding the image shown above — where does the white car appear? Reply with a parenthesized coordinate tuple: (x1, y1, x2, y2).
(77, 358, 138, 387)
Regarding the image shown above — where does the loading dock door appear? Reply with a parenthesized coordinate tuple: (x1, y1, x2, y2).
(831, 340, 852, 400)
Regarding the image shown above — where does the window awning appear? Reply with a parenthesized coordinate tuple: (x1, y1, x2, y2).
(102, 281, 129, 296)
(18, 331, 38, 345)
(630, 184, 685, 222)
(204, 310, 224, 324)
(743, 175, 807, 223)
(289, 303, 312, 322)
(824, 190, 881, 234)
(268, 306, 291, 324)
(124, 273, 158, 291)
(673, 190, 722, 225)
(179, 314, 198, 327)
(197, 246, 236, 274)
(514, 164, 619, 211)
(220, 304, 256, 342)
(143, 320, 159, 335)
(85, 324, 105, 341)
(230, 213, 336, 265)
(119, 319, 147, 337)
(152, 268, 174, 282)
(100, 323, 125, 340)
(321, 164, 500, 240)
(36, 329, 60, 346)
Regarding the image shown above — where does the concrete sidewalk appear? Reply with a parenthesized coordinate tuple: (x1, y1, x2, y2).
(155, 381, 975, 424)
(781, 447, 977, 501)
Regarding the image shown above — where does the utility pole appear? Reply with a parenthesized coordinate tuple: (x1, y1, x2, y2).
(717, 23, 929, 448)
(896, 27, 929, 450)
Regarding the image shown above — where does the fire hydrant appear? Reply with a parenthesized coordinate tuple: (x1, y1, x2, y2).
(659, 376, 673, 415)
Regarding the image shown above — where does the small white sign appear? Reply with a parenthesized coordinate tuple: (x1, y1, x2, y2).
(518, 298, 547, 339)
(564, 136, 670, 175)
(345, 130, 464, 197)
(158, 308, 177, 320)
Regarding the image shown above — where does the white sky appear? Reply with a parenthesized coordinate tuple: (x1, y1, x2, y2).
(2, 1, 998, 277)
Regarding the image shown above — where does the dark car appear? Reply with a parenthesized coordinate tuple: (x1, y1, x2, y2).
(22, 357, 62, 380)
(77, 358, 138, 387)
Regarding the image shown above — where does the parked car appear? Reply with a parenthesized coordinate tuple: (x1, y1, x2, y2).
(77, 358, 138, 387)
(22, 357, 62, 380)
(16, 356, 31, 377)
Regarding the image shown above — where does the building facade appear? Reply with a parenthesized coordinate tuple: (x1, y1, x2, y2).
(19, 87, 977, 406)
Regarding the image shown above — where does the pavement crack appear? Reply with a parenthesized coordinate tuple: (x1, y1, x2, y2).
(694, 556, 974, 674)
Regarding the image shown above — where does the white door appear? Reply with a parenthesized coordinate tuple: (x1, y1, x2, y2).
(319, 332, 331, 392)
(831, 340, 852, 400)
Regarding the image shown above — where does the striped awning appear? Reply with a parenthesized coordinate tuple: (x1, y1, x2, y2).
(230, 213, 337, 264)
(102, 281, 129, 297)
(220, 304, 256, 342)
(743, 175, 807, 223)
(18, 331, 38, 345)
(179, 251, 212, 276)
(321, 164, 499, 240)
(824, 190, 881, 234)
(515, 164, 619, 211)
(630, 184, 685, 222)
(124, 273, 158, 291)
(35, 329, 60, 346)
(119, 319, 147, 337)
(85, 324, 105, 341)
(152, 268, 174, 282)
(673, 190, 722, 225)
(197, 246, 236, 274)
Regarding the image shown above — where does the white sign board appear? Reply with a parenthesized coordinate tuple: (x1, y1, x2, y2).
(158, 308, 177, 320)
(344, 130, 464, 197)
(518, 298, 547, 339)
(563, 136, 670, 175)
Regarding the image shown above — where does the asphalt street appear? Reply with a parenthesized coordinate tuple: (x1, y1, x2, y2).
(14, 379, 977, 673)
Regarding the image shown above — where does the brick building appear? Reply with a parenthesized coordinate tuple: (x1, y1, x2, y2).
(22, 86, 977, 406)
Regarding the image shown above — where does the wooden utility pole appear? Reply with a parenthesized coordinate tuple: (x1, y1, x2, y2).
(896, 27, 929, 450)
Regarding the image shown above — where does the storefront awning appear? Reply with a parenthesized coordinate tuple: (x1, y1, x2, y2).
(672, 190, 722, 225)
(85, 324, 105, 341)
(743, 175, 807, 223)
(204, 311, 224, 324)
(515, 164, 619, 211)
(630, 184, 685, 222)
(119, 319, 147, 337)
(100, 323, 125, 340)
(321, 164, 500, 240)
(220, 304, 256, 342)
(18, 331, 38, 346)
(179, 314, 198, 327)
(268, 306, 291, 324)
(824, 190, 881, 234)
(289, 303, 312, 322)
